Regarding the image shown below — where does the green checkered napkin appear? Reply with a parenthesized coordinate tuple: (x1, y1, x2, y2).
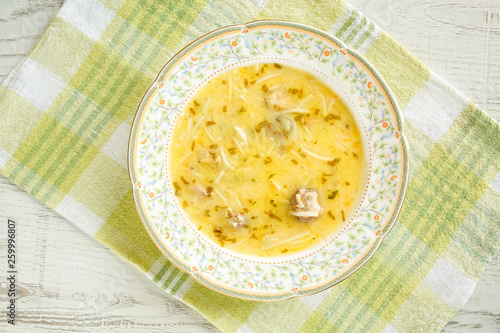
(1, 0, 499, 331)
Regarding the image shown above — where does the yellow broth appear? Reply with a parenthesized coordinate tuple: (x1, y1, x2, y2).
(168, 63, 365, 257)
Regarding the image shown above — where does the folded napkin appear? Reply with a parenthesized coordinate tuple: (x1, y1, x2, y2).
(1, 0, 499, 332)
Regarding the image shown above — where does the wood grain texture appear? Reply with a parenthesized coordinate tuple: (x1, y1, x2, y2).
(0, 0, 498, 332)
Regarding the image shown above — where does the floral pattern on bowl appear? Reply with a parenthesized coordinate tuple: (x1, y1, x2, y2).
(128, 20, 409, 301)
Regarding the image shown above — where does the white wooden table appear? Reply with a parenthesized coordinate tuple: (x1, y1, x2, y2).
(0, 0, 499, 331)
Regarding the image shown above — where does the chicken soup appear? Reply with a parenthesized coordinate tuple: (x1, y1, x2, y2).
(168, 63, 365, 257)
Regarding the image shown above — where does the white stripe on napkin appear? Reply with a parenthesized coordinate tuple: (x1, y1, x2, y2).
(55, 195, 105, 236)
(402, 72, 469, 142)
(7, 58, 66, 112)
(423, 257, 476, 308)
(101, 121, 131, 169)
(1, 58, 27, 88)
(236, 324, 254, 333)
(300, 289, 330, 310)
(247, 0, 271, 10)
(58, 0, 115, 41)
(490, 172, 500, 193)
(0, 150, 12, 168)
(381, 323, 399, 333)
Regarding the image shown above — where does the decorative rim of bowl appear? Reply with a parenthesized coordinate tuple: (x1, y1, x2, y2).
(128, 19, 410, 301)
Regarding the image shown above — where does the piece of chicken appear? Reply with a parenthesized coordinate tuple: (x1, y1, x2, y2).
(276, 114, 295, 135)
(289, 187, 324, 222)
(265, 88, 294, 111)
(264, 114, 295, 143)
(225, 209, 247, 228)
(196, 149, 220, 164)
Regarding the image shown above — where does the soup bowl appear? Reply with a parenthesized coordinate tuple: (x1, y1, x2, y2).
(128, 20, 410, 301)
